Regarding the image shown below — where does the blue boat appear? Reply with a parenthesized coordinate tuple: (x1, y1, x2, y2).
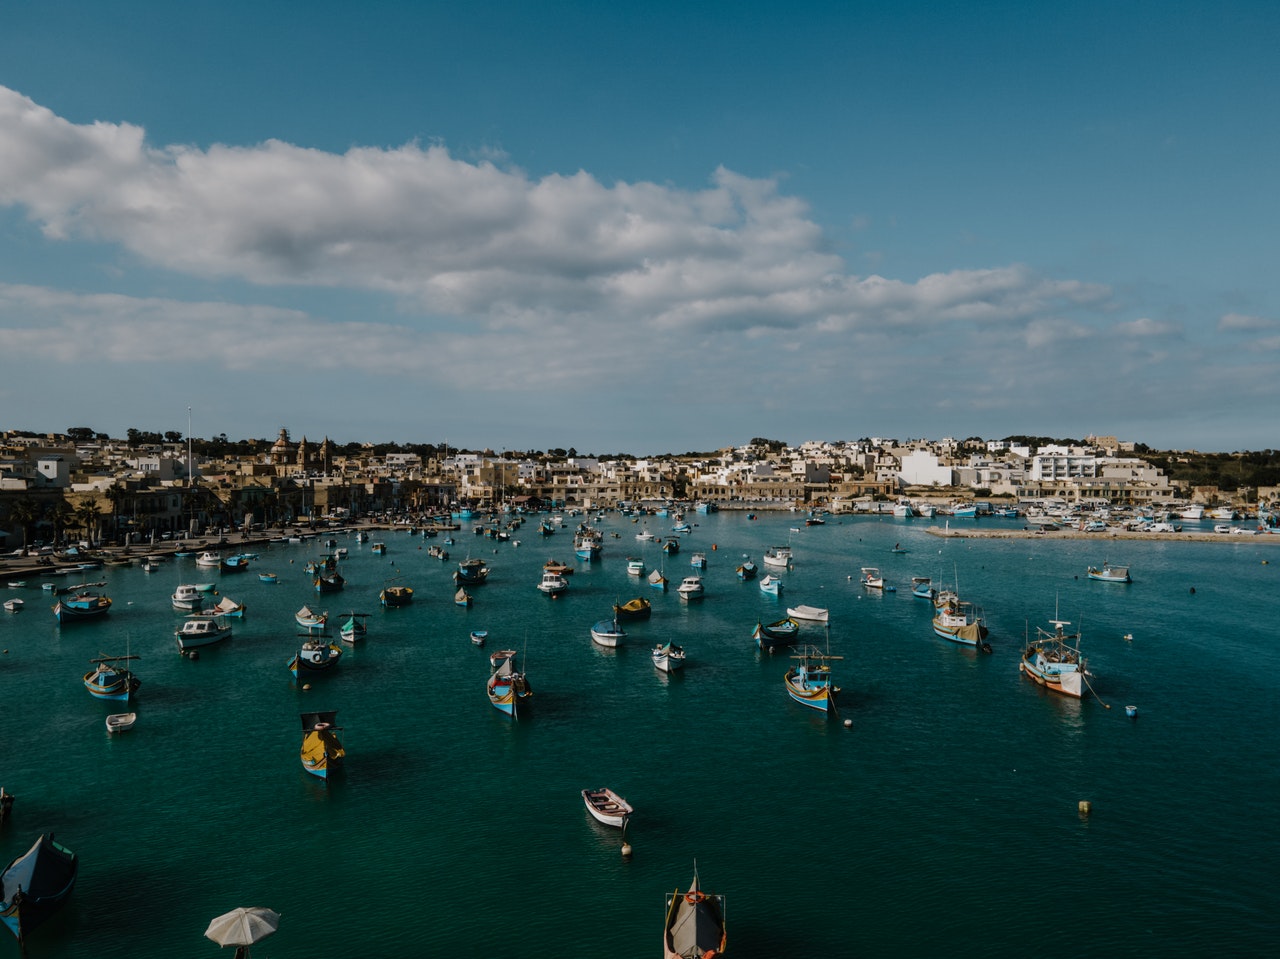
(0, 834, 78, 946)
(83, 655, 140, 701)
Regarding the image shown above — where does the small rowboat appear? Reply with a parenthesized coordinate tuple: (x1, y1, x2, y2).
(105, 712, 137, 733)
(582, 787, 633, 827)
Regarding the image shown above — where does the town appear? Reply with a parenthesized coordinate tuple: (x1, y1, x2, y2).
(3, 427, 1278, 552)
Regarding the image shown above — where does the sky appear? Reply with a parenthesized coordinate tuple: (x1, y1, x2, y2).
(1, 1, 1277, 455)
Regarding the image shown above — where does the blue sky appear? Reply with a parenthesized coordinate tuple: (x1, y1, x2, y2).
(1, 1, 1276, 454)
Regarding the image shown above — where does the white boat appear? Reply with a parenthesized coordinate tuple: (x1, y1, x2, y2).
(590, 617, 626, 648)
(105, 712, 137, 733)
(581, 787, 633, 827)
(759, 574, 783, 596)
(651, 641, 686, 672)
(174, 614, 232, 650)
(787, 604, 829, 623)
(3, 598, 22, 613)
(171, 584, 205, 612)
(763, 545, 792, 569)
(537, 569, 569, 596)
(676, 576, 704, 601)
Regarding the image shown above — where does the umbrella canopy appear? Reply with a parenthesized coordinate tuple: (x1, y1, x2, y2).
(204, 907, 280, 947)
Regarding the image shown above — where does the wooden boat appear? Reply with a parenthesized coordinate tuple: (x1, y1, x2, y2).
(339, 612, 369, 644)
(582, 787, 633, 827)
(758, 574, 783, 596)
(932, 598, 989, 648)
(1020, 614, 1091, 698)
(736, 559, 757, 581)
(753, 617, 800, 652)
(455, 557, 491, 585)
(174, 614, 232, 650)
(104, 712, 136, 733)
(613, 597, 652, 620)
(0, 834, 78, 946)
(171, 584, 205, 611)
(651, 641, 686, 672)
(676, 576, 704, 601)
(52, 590, 112, 623)
(662, 865, 725, 959)
(648, 568, 668, 592)
(295, 605, 328, 631)
(784, 645, 843, 713)
(380, 585, 414, 607)
(487, 649, 532, 718)
(537, 569, 568, 596)
(2, 599, 22, 613)
(454, 587, 473, 608)
(83, 655, 141, 701)
(1087, 561, 1131, 583)
(470, 630, 488, 647)
(787, 604, 828, 623)
(299, 710, 344, 780)
(288, 640, 343, 677)
(212, 595, 245, 617)
(910, 576, 936, 601)
(590, 617, 626, 648)
(763, 545, 792, 568)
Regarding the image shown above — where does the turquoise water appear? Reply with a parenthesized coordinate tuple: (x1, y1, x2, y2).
(2, 514, 1277, 957)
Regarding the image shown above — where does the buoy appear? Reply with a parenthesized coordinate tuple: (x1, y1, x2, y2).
(1078, 800, 1092, 816)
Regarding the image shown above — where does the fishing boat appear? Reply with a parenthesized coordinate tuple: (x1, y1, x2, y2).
(860, 567, 886, 589)
(651, 641, 686, 672)
(758, 574, 783, 596)
(1087, 561, 1131, 583)
(339, 612, 369, 644)
(613, 596, 652, 620)
(212, 595, 245, 617)
(787, 604, 828, 623)
(174, 614, 232, 651)
(487, 649, 532, 718)
(932, 597, 990, 648)
(736, 558, 757, 581)
(784, 645, 843, 712)
(454, 587, 473, 607)
(288, 640, 343, 676)
(690, 552, 707, 569)
(662, 865, 726, 959)
(753, 617, 800, 652)
(763, 545, 792, 569)
(470, 630, 488, 647)
(627, 557, 646, 576)
(537, 569, 568, 596)
(299, 710, 344, 780)
(1020, 614, 1092, 697)
(171, 584, 205, 612)
(314, 571, 345, 593)
(2, 599, 21, 613)
(582, 787, 633, 827)
(0, 834, 79, 946)
(455, 557, 491, 585)
(910, 576, 936, 601)
(590, 616, 626, 648)
(676, 576, 704, 601)
(648, 567, 668, 592)
(296, 605, 328, 631)
(104, 712, 136, 733)
(52, 590, 112, 623)
(379, 585, 414, 607)
(83, 654, 141, 701)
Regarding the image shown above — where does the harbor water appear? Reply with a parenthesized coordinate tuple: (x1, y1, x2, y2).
(2, 512, 1277, 957)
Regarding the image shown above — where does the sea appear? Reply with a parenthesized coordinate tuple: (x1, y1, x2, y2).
(1, 512, 1277, 958)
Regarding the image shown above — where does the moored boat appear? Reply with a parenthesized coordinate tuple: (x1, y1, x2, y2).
(1087, 561, 1131, 583)
(651, 641, 686, 672)
(753, 616, 800, 652)
(299, 710, 344, 779)
(1020, 615, 1092, 698)
(0, 834, 78, 946)
(662, 865, 726, 959)
(582, 787, 633, 827)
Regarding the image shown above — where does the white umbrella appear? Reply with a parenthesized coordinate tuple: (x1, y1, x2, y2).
(204, 906, 280, 948)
